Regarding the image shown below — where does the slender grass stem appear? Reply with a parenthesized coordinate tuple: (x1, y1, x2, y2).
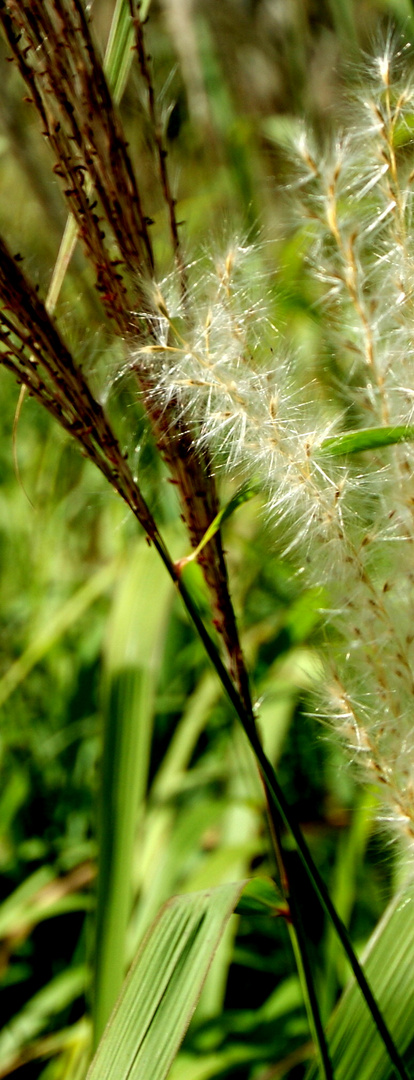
(265, 789, 333, 1078)
(145, 526, 409, 1080)
(287, 857, 334, 1080)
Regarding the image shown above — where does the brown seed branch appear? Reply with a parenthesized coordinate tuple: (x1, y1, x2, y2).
(0, 0, 255, 720)
(0, 238, 158, 540)
(128, 0, 188, 303)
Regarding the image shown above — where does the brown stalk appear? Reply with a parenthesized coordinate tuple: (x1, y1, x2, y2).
(0, 0, 254, 718)
(0, 237, 159, 541)
(128, 0, 188, 302)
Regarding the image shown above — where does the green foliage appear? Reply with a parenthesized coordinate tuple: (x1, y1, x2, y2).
(88, 882, 248, 1080)
(2, 2, 414, 1080)
(307, 880, 414, 1080)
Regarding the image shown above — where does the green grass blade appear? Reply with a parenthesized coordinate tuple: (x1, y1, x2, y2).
(0, 1019, 90, 1080)
(87, 882, 247, 1080)
(0, 866, 92, 939)
(126, 674, 223, 955)
(320, 425, 414, 456)
(92, 541, 173, 1048)
(0, 968, 89, 1074)
(0, 867, 54, 938)
(241, 876, 332, 1077)
(306, 879, 414, 1079)
(325, 0, 358, 47)
(175, 484, 257, 570)
(0, 560, 118, 709)
(150, 673, 220, 801)
(104, 0, 135, 104)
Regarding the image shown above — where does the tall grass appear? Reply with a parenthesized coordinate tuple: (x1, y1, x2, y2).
(1, 3, 414, 1079)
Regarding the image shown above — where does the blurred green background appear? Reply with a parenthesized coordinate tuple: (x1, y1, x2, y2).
(0, 1, 412, 1077)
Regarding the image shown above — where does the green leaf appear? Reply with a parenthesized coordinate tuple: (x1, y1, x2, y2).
(320, 425, 414, 457)
(0, 560, 119, 709)
(306, 879, 414, 1079)
(168, 975, 306, 1079)
(176, 484, 257, 570)
(235, 876, 284, 917)
(87, 882, 247, 1080)
(0, 967, 88, 1070)
(92, 541, 173, 1046)
(104, 0, 148, 106)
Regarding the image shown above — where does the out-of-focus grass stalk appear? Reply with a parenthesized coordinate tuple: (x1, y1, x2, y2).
(325, 0, 358, 49)
(92, 543, 172, 1048)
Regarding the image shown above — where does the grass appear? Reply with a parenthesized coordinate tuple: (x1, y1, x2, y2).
(1, 2, 414, 1079)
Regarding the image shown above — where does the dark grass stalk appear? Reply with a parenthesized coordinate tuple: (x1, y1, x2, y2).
(0, 238, 159, 543)
(264, 788, 333, 1079)
(0, 236, 331, 1071)
(286, 853, 334, 1080)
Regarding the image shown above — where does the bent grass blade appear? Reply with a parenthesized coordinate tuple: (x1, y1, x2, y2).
(87, 882, 248, 1080)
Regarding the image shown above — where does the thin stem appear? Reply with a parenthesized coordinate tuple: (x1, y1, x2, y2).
(266, 791, 333, 1079)
(286, 848, 334, 1080)
(128, 0, 188, 302)
(253, 754, 409, 1080)
(144, 527, 409, 1080)
(290, 924, 334, 1080)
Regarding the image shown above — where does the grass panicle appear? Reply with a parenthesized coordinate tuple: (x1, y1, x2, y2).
(0, 0, 254, 714)
(1, 6, 414, 1080)
(133, 34, 414, 854)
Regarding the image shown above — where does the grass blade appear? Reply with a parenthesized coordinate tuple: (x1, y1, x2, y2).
(306, 879, 414, 1079)
(0, 560, 119, 709)
(320, 425, 414, 456)
(175, 484, 257, 570)
(0, 968, 89, 1074)
(92, 541, 173, 1047)
(87, 882, 247, 1080)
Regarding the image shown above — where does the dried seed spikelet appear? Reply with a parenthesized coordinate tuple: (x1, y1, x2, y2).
(130, 37, 414, 850)
(132, 241, 351, 556)
(283, 39, 414, 848)
(0, 0, 155, 329)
